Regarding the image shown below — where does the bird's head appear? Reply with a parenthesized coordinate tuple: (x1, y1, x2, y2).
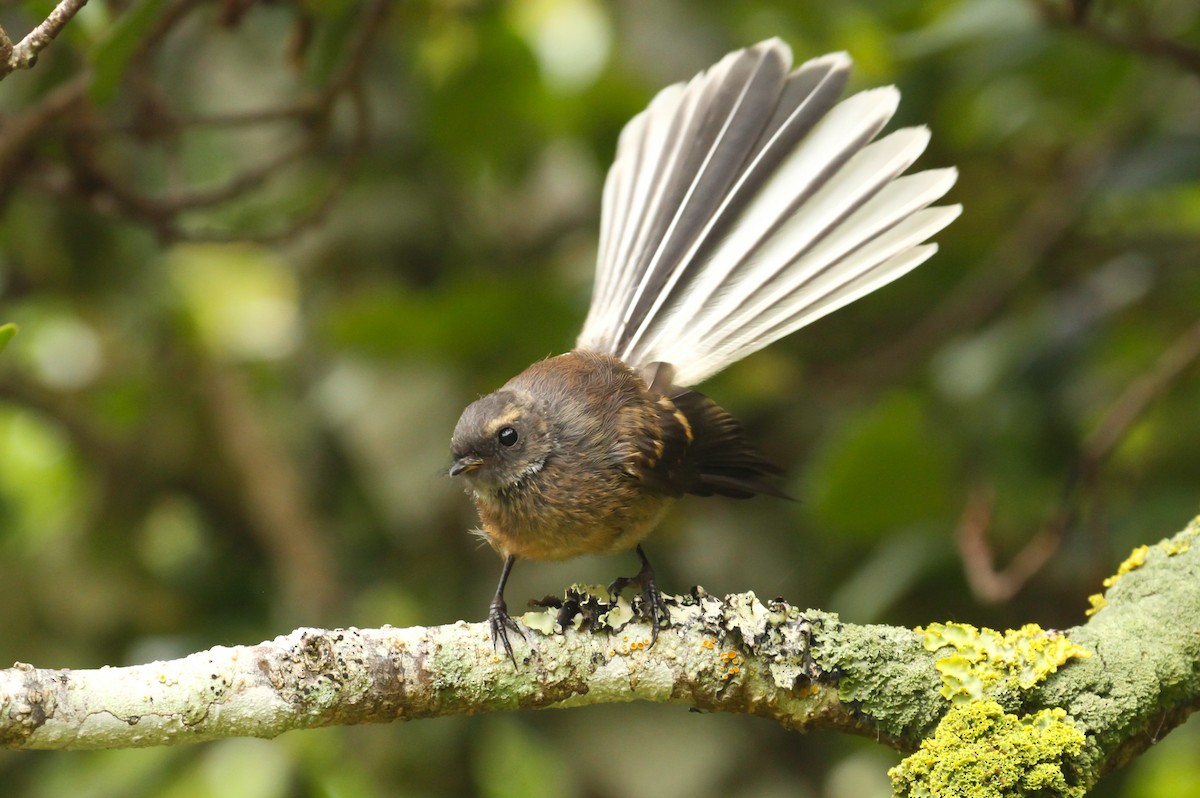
(449, 389, 554, 492)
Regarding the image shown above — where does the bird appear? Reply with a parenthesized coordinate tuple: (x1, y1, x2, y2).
(448, 38, 960, 663)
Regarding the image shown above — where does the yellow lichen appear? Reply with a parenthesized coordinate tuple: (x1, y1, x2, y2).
(1103, 544, 1149, 588)
(1088, 535, 1193, 616)
(918, 622, 1090, 703)
(889, 700, 1086, 798)
(899, 525, 1200, 794)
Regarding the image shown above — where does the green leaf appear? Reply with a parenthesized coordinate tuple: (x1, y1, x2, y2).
(0, 323, 16, 353)
(87, 0, 171, 105)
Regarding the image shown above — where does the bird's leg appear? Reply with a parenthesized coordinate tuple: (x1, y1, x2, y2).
(607, 544, 670, 645)
(489, 554, 525, 666)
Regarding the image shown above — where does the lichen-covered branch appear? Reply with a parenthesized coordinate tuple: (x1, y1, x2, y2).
(1, 519, 1197, 797)
(0, 592, 918, 751)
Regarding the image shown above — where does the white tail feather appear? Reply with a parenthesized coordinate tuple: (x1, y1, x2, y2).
(637, 122, 931, 363)
(622, 87, 901, 364)
(594, 85, 690, 322)
(577, 39, 959, 386)
(663, 167, 960, 374)
(673, 205, 962, 384)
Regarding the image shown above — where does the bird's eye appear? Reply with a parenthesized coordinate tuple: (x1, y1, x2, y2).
(497, 426, 518, 447)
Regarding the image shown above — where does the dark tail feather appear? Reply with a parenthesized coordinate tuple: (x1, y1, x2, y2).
(668, 387, 791, 500)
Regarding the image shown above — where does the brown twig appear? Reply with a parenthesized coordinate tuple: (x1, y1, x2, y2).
(956, 486, 1073, 603)
(160, 136, 327, 213)
(958, 319, 1200, 602)
(0, 0, 91, 80)
(135, 0, 205, 62)
(1083, 319, 1200, 465)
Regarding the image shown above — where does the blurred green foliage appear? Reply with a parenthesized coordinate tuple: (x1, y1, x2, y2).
(1, 0, 1198, 796)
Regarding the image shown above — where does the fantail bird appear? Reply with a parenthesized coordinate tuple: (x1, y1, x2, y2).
(449, 38, 960, 662)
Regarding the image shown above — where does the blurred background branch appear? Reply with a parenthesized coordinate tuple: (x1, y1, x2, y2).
(958, 317, 1200, 603)
(1035, 0, 1200, 74)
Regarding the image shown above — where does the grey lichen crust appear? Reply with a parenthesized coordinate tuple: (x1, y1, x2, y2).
(1043, 519, 1200, 777)
(810, 616, 944, 741)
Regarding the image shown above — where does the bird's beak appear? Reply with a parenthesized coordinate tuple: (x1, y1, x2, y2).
(449, 454, 483, 477)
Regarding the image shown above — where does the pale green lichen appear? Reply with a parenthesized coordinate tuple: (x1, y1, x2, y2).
(1159, 532, 1193, 557)
(918, 622, 1090, 704)
(897, 522, 1200, 794)
(722, 591, 772, 641)
(521, 610, 559, 636)
(597, 598, 633, 630)
(1101, 534, 1192, 588)
(806, 615, 944, 738)
(889, 700, 1086, 798)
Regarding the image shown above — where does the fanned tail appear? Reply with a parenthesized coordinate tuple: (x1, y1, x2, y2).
(577, 38, 960, 387)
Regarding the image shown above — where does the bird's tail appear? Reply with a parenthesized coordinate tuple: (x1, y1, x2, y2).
(576, 38, 960, 387)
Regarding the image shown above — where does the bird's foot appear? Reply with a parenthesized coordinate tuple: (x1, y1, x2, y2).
(489, 596, 526, 666)
(607, 545, 670, 645)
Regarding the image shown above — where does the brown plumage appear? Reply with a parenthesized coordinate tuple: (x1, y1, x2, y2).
(452, 351, 780, 562)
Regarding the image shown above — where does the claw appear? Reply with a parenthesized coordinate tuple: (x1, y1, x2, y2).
(489, 595, 525, 666)
(608, 544, 671, 644)
(489, 554, 526, 666)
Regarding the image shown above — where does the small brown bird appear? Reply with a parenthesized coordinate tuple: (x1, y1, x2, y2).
(450, 39, 960, 662)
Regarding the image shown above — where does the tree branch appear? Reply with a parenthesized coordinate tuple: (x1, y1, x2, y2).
(198, 359, 341, 621)
(2, 0, 383, 243)
(0, 0, 90, 80)
(1, 518, 1198, 794)
(0, 592, 921, 750)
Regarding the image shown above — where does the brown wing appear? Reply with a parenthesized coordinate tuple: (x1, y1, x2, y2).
(635, 362, 788, 500)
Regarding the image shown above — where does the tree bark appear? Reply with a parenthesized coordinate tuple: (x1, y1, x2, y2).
(2, 518, 1197, 797)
